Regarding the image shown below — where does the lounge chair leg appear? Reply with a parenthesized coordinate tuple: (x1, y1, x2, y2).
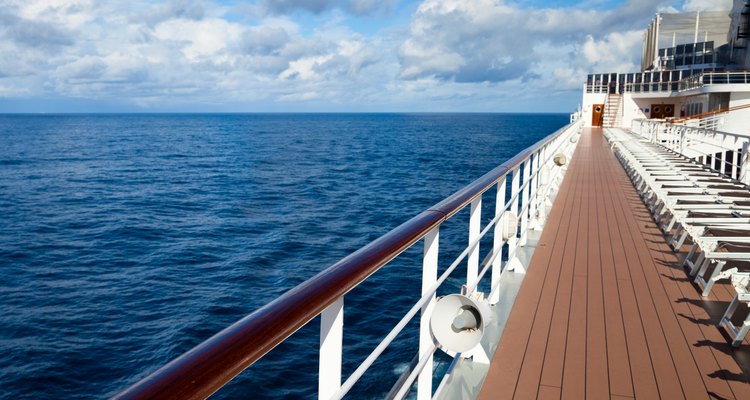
(689, 252, 705, 277)
(669, 224, 683, 248)
(681, 244, 697, 268)
(720, 295, 750, 347)
(735, 318, 750, 348)
(701, 261, 728, 297)
(663, 214, 676, 233)
(674, 230, 688, 250)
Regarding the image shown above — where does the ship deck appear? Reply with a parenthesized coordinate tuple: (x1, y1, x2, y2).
(477, 128, 750, 399)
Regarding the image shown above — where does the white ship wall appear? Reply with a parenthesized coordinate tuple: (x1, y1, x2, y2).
(621, 95, 649, 127)
(722, 92, 750, 134)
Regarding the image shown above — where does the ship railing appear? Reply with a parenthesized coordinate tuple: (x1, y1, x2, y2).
(678, 72, 750, 92)
(624, 81, 681, 93)
(114, 119, 584, 400)
(631, 119, 750, 184)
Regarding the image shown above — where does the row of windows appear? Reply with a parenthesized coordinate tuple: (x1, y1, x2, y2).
(587, 70, 695, 85)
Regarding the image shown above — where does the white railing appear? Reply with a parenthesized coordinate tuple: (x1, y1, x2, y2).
(631, 119, 750, 184)
(679, 72, 750, 92)
(115, 119, 584, 400)
(325, 120, 583, 399)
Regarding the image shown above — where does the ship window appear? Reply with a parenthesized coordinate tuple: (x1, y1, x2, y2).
(653, 106, 660, 113)
(595, 106, 602, 113)
(665, 106, 672, 113)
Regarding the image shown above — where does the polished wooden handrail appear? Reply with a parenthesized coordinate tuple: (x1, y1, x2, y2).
(114, 123, 574, 400)
(669, 103, 750, 124)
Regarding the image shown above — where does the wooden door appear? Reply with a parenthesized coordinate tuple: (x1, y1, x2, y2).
(650, 104, 675, 119)
(592, 104, 604, 127)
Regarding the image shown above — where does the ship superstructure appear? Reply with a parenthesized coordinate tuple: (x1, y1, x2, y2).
(115, 3, 750, 399)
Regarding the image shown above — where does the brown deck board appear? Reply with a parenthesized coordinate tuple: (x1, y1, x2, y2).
(477, 128, 750, 400)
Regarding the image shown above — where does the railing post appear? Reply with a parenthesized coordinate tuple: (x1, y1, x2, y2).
(740, 142, 750, 185)
(519, 158, 531, 246)
(319, 298, 344, 400)
(733, 137, 741, 180)
(490, 178, 507, 305)
(528, 151, 540, 231)
(506, 168, 522, 273)
(467, 196, 481, 288)
(417, 227, 439, 400)
(720, 134, 728, 175)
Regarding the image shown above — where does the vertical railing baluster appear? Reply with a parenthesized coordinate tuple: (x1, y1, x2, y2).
(506, 168, 522, 273)
(467, 196, 481, 288)
(490, 177, 507, 305)
(740, 142, 750, 185)
(417, 227, 439, 400)
(319, 298, 344, 400)
(519, 158, 531, 246)
(528, 151, 539, 231)
(720, 134, 728, 175)
(734, 137, 741, 180)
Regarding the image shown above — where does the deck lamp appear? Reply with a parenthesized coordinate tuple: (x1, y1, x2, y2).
(430, 294, 490, 354)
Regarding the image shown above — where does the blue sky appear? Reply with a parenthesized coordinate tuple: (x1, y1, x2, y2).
(0, 0, 733, 113)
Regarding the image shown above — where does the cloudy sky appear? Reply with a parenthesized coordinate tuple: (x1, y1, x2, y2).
(0, 0, 733, 113)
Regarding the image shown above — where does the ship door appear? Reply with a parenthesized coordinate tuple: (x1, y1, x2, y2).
(592, 104, 604, 127)
(650, 104, 675, 119)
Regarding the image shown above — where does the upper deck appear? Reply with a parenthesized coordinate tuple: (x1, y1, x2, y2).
(478, 128, 750, 399)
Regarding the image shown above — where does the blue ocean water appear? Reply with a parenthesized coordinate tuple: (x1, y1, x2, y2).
(0, 113, 567, 399)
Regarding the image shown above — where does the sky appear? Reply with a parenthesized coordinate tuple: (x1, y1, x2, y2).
(0, 0, 735, 113)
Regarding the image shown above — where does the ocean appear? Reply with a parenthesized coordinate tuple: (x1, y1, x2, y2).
(0, 113, 568, 399)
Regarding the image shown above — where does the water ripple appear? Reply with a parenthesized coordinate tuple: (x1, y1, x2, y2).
(0, 113, 566, 399)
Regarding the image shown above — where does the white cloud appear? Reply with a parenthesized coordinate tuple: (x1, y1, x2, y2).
(0, 0, 738, 112)
(397, 0, 674, 85)
(682, 0, 732, 12)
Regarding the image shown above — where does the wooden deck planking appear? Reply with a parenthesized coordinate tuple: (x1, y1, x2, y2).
(487, 130, 584, 398)
(586, 143, 609, 400)
(477, 128, 750, 400)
